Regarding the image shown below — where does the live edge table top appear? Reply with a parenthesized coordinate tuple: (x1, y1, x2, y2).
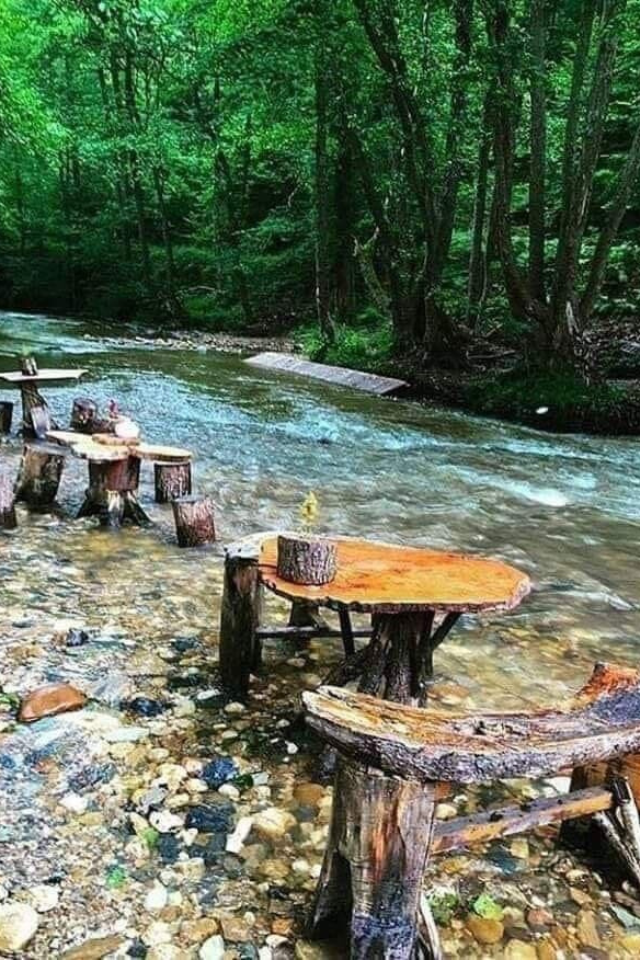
(257, 536, 532, 616)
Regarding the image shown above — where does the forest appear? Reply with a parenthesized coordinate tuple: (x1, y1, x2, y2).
(1, 0, 640, 387)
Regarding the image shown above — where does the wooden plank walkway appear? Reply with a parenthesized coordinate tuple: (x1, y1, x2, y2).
(245, 352, 407, 396)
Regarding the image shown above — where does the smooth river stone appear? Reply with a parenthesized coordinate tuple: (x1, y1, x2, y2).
(19, 683, 87, 723)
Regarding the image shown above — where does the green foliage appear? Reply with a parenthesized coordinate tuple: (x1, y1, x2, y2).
(472, 893, 504, 921)
(105, 865, 128, 888)
(428, 892, 461, 927)
(295, 316, 394, 372)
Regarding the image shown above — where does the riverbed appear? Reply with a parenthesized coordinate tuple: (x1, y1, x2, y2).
(1, 310, 640, 958)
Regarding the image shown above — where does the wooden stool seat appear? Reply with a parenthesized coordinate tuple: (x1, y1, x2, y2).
(304, 662, 640, 783)
(303, 663, 640, 959)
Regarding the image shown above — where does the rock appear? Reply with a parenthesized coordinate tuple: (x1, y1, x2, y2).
(293, 783, 325, 807)
(621, 933, 640, 953)
(218, 783, 240, 801)
(185, 802, 235, 834)
(156, 834, 181, 863)
(66, 628, 89, 647)
(510, 838, 530, 860)
(526, 908, 553, 929)
(435, 802, 457, 821)
(179, 918, 220, 945)
(60, 792, 89, 814)
(124, 697, 166, 717)
(536, 942, 557, 960)
(466, 915, 504, 945)
(226, 816, 254, 854)
(569, 886, 592, 906)
(103, 726, 149, 743)
(25, 884, 59, 912)
(145, 882, 169, 912)
(294, 941, 344, 959)
(143, 922, 173, 947)
(147, 947, 189, 960)
(199, 935, 225, 960)
(252, 808, 296, 841)
(219, 915, 253, 942)
(61, 936, 126, 959)
(577, 910, 601, 949)
(503, 941, 537, 960)
(0, 902, 39, 952)
(19, 683, 86, 722)
(150, 810, 184, 834)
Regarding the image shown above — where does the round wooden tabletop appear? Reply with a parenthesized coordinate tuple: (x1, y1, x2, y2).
(258, 536, 531, 615)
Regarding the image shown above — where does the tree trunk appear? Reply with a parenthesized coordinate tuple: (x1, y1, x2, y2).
(276, 535, 337, 585)
(154, 461, 192, 503)
(172, 495, 216, 546)
(314, 21, 335, 342)
(15, 444, 65, 507)
(529, 0, 547, 303)
(219, 546, 263, 698)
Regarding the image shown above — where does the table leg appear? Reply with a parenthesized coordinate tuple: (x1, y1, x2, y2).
(338, 608, 355, 657)
(78, 456, 150, 527)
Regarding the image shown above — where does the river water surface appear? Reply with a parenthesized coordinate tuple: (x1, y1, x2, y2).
(1, 310, 640, 958)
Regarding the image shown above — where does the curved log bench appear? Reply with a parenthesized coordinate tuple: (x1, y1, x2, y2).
(303, 662, 640, 959)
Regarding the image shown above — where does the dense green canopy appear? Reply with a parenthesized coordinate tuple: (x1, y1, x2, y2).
(0, 0, 639, 367)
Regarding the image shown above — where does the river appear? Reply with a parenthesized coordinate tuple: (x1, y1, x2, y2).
(1, 309, 640, 957)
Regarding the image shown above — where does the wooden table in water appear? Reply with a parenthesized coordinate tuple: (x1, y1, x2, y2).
(219, 533, 531, 701)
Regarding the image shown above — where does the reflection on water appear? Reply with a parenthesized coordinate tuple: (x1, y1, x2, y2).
(1, 309, 640, 711)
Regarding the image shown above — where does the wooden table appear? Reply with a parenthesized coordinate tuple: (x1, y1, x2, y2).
(46, 430, 192, 527)
(219, 533, 531, 701)
(0, 367, 87, 437)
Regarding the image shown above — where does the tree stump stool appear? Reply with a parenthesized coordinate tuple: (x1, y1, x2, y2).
(78, 455, 150, 528)
(303, 663, 640, 959)
(0, 472, 17, 530)
(0, 401, 13, 435)
(70, 397, 99, 433)
(154, 460, 192, 503)
(15, 443, 66, 507)
(172, 495, 216, 547)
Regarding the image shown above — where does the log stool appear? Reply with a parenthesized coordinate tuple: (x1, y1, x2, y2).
(172, 495, 216, 546)
(0, 401, 13, 435)
(15, 443, 66, 507)
(78, 454, 150, 528)
(0, 471, 17, 529)
(154, 460, 192, 503)
(303, 663, 640, 959)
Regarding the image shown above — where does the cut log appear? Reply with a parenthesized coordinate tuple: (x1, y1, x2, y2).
(154, 460, 192, 503)
(303, 662, 640, 784)
(172, 495, 216, 547)
(15, 443, 66, 507)
(77, 455, 149, 528)
(276, 535, 337, 585)
(307, 759, 438, 959)
(0, 401, 13, 434)
(0, 472, 17, 530)
(70, 397, 98, 433)
(219, 545, 263, 698)
(21, 356, 38, 376)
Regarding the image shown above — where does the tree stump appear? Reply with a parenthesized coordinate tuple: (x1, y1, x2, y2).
(71, 397, 98, 433)
(276, 535, 337, 585)
(15, 443, 66, 507)
(0, 472, 17, 530)
(77, 455, 150, 527)
(307, 759, 437, 959)
(154, 460, 192, 503)
(172, 495, 216, 547)
(21, 356, 38, 376)
(219, 544, 263, 697)
(0, 401, 13, 435)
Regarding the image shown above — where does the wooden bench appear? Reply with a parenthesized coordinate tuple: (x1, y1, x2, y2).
(303, 662, 640, 959)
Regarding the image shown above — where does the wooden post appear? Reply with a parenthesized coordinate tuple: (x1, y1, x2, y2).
(15, 443, 65, 507)
(0, 472, 17, 530)
(219, 544, 263, 698)
(172, 495, 215, 546)
(78, 455, 149, 527)
(154, 460, 192, 503)
(0, 401, 13, 435)
(307, 759, 439, 959)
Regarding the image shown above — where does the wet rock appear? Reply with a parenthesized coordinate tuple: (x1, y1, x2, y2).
(466, 915, 504, 944)
(127, 940, 148, 958)
(202, 756, 238, 789)
(219, 915, 253, 942)
(227, 816, 254, 854)
(294, 941, 344, 959)
(25, 883, 59, 912)
(0, 901, 39, 952)
(536, 942, 557, 960)
(179, 918, 220, 945)
(185, 802, 235, 834)
(199, 936, 225, 960)
(150, 810, 184, 834)
(61, 936, 125, 959)
(503, 941, 537, 960)
(19, 683, 87, 722)
(293, 783, 324, 807)
(156, 834, 181, 863)
(145, 882, 169, 912)
(577, 910, 601, 949)
(66, 628, 89, 647)
(124, 697, 166, 718)
(252, 808, 296, 841)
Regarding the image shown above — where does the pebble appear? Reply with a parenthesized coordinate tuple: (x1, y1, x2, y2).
(0, 901, 39, 952)
(143, 921, 174, 947)
(60, 792, 89, 814)
(145, 882, 169, 912)
(61, 936, 125, 959)
(252, 807, 296, 841)
(150, 811, 185, 834)
(26, 884, 60, 912)
(577, 909, 601, 948)
(219, 915, 253, 942)
(466, 915, 504, 944)
(199, 935, 225, 959)
(226, 816, 254, 854)
(503, 941, 537, 960)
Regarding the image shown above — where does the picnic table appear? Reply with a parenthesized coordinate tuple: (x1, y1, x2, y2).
(45, 429, 192, 527)
(219, 533, 531, 701)
(0, 363, 87, 436)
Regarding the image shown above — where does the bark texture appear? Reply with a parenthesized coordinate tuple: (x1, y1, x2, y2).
(0, 401, 13, 435)
(276, 535, 337, 585)
(154, 460, 192, 503)
(0, 472, 17, 530)
(219, 548, 263, 698)
(172, 495, 216, 547)
(15, 444, 65, 507)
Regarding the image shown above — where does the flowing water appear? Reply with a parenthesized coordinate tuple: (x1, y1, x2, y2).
(1, 310, 640, 958)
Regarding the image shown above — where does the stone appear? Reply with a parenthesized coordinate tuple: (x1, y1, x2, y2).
(252, 808, 296, 841)
(145, 882, 169, 913)
(527, 908, 553, 929)
(294, 941, 344, 959)
(577, 910, 601, 949)
(510, 838, 530, 860)
(202, 756, 238, 789)
(219, 915, 253, 942)
(0, 902, 39, 952)
(536, 942, 557, 960)
(226, 816, 254, 855)
(293, 783, 325, 807)
(199, 935, 225, 960)
(143, 922, 174, 947)
(185, 802, 235, 834)
(503, 942, 538, 960)
(26, 884, 59, 912)
(150, 810, 184, 834)
(179, 918, 220, 945)
(19, 683, 86, 722)
(60, 792, 89, 814)
(435, 802, 457, 821)
(569, 886, 592, 906)
(621, 933, 640, 953)
(61, 935, 125, 959)
(466, 915, 504, 945)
